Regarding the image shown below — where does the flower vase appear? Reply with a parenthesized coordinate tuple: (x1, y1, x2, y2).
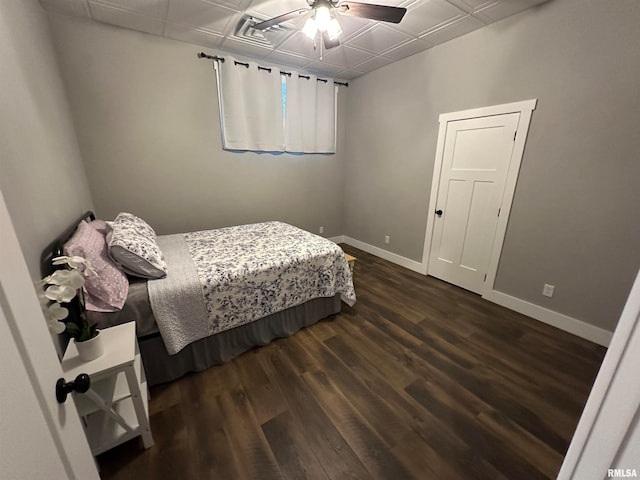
(75, 331, 104, 361)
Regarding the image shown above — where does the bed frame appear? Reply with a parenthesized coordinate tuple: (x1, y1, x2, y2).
(42, 211, 341, 385)
(40, 210, 96, 277)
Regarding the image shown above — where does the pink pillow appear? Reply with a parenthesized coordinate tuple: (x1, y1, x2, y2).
(88, 219, 112, 236)
(64, 220, 129, 312)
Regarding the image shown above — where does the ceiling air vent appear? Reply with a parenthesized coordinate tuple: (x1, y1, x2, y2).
(234, 15, 293, 46)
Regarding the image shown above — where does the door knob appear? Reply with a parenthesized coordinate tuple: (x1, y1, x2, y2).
(56, 373, 91, 403)
(435, 209, 443, 217)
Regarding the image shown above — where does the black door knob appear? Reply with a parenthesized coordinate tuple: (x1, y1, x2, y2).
(56, 373, 91, 404)
(435, 209, 443, 217)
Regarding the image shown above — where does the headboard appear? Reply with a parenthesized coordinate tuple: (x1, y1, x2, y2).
(40, 210, 95, 357)
(40, 210, 95, 278)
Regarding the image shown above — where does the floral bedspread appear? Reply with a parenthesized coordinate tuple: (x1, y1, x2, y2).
(148, 221, 356, 354)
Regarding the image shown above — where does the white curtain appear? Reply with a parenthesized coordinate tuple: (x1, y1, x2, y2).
(285, 72, 337, 154)
(215, 55, 284, 152)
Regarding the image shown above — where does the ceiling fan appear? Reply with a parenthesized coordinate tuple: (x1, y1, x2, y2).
(251, 0, 407, 50)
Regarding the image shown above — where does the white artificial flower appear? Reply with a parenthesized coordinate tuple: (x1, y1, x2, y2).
(81, 260, 97, 277)
(53, 255, 97, 277)
(38, 254, 98, 337)
(48, 302, 69, 321)
(47, 319, 66, 334)
(44, 284, 77, 303)
(46, 269, 85, 289)
(42, 303, 68, 334)
(52, 255, 86, 269)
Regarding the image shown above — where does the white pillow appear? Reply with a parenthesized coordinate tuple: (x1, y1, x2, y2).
(107, 213, 167, 279)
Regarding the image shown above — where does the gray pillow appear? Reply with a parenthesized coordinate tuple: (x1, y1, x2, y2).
(107, 212, 167, 279)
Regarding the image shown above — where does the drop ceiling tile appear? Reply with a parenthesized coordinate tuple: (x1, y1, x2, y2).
(334, 15, 375, 41)
(205, 0, 252, 13)
(382, 38, 431, 60)
(40, 0, 91, 17)
(164, 24, 225, 48)
(88, 2, 165, 34)
(474, 0, 547, 22)
(264, 50, 312, 69)
(166, 0, 239, 35)
(420, 14, 484, 44)
(352, 55, 395, 73)
(395, 0, 466, 36)
(322, 46, 372, 68)
(346, 24, 412, 54)
(94, 0, 169, 18)
(304, 61, 348, 78)
(278, 31, 323, 58)
(335, 69, 363, 80)
(445, 0, 495, 13)
(220, 36, 273, 59)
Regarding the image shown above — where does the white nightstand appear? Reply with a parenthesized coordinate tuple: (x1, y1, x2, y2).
(61, 322, 153, 456)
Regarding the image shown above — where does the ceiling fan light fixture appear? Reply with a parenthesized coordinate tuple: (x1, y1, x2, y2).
(314, 6, 332, 31)
(327, 17, 342, 40)
(302, 17, 318, 39)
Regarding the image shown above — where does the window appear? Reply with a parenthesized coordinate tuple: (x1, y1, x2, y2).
(215, 55, 337, 154)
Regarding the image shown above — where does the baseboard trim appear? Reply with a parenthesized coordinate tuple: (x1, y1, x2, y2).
(331, 235, 612, 347)
(483, 290, 612, 347)
(340, 236, 425, 274)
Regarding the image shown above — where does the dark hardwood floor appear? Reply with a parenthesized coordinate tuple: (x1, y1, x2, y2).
(98, 245, 606, 479)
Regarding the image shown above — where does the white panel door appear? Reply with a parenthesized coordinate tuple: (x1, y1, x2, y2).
(428, 113, 519, 294)
(0, 191, 99, 479)
(0, 301, 69, 478)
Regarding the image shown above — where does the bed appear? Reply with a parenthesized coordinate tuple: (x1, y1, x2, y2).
(41, 211, 356, 386)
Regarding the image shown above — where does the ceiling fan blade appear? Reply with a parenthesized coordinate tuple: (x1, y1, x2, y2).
(322, 31, 341, 50)
(252, 8, 309, 31)
(338, 1, 407, 23)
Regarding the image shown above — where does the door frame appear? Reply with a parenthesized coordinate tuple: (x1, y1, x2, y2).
(421, 99, 537, 297)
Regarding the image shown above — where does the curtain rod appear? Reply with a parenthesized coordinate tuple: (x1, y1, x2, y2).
(197, 52, 225, 62)
(197, 51, 348, 87)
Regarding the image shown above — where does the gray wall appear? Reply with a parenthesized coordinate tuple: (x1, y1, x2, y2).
(41, 0, 640, 332)
(0, 0, 94, 279)
(343, 0, 640, 331)
(47, 14, 347, 238)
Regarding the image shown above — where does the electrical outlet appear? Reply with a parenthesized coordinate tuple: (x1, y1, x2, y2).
(319, 226, 324, 234)
(384, 235, 390, 244)
(542, 284, 555, 297)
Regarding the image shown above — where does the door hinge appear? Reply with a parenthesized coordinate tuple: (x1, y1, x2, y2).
(513, 131, 517, 141)
(484, 274, 487, 282)
(498, 208, 501, 217)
